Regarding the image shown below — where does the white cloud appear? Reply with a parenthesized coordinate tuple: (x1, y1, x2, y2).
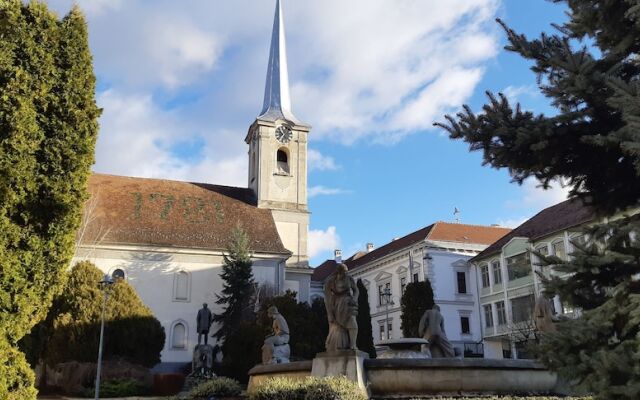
(496, 217, 528, 229)
(308, 149, 339, 171)
(44, 0, 501, 182)
(308, 186, 347, 198)
(502, 85, 540, 104)
(518, 178, 571, 209)
(308, 226, 340, 259)
(94, 90, 247, 186)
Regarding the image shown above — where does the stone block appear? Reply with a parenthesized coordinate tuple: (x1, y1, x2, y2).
(311, 350, 369, 391)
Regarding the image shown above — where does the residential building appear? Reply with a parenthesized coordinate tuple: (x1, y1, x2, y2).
(470, 198, 597, 359)
(311, 222, 510, 357)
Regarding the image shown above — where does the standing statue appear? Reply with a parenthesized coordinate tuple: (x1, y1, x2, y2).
(196, 303, 213, 345)
(324, 263, 359, 351)
(534, 296, 557, 333)
(418, 305, 455, 358)
(262, 306, 291, 364)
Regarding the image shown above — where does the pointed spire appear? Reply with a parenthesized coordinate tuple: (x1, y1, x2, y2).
(258, 0, 303, 125)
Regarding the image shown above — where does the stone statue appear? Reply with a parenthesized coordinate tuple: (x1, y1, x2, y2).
(418, 305, 455, 358)
(196, 303, 213, 345)
(534, 296, 557, 333)
(262, 306, 291, 364)
(323, 263, 359, 351)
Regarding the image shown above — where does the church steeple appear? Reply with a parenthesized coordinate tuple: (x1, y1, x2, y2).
(258, 0, 303, 125)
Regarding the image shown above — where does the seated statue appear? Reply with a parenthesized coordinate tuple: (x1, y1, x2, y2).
(262, 306, 290, 364)
(418, 305, 455, 358)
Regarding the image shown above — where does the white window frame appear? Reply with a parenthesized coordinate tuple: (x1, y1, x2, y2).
(170, 320, 188, 350)
(172, 270, 192, 303)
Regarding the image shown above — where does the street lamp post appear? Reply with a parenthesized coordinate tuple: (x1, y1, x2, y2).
(383, 287, 394, 340)
(95, 274, 114, 400)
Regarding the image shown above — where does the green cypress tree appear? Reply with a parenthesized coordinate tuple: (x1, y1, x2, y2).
(213, 226, 255, 341)
(400, 280, 435, 338)
(356, 279, 376, 358)
(0, 2, 99, 398)
(435, 1, 640, 398)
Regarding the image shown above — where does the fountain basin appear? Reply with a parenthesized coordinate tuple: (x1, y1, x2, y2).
(377, 338, 431, 359)
(366, 358, 558, 397)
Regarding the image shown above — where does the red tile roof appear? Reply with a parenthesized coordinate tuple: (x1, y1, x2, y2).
(316, 222, 511, 274)
(471, 198, 594, 262)
(311, 259, 337, 282)
(79, 173, 290, 254)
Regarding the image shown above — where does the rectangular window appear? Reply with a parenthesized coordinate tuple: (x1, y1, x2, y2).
(483, 304, 493, 328)
(456, 271, 467, 294)
(413, 272, 419, 282)
(506, 252, 531, 281)
(481, 265, 490, 288)
(460, 316, 470, 334)
(491, 261, 502, 285)
(552, 240, 566, 260)
(378, 282, 391, 305)
(400, 276, 407, 293)
(496, 301, 507, 325)
(511, 295, 535, 323)
(379, 324, 385, 341)
(387, 322, 393, 339)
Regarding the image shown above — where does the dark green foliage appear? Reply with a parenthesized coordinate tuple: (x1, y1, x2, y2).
(0, 1, 100, 398)
(355, 280, 376, 358)
(258, 291, 328, 360)
(400, 280, 435, 338)
(213, 226, 255, 341)
(435, 1, 640, 398)
(82, 379, 149, 398)
(24, 261, 165, 368)
(188, 377, 242, 398)
(218, 321, 266, 384)
(248, 376, 366, 400)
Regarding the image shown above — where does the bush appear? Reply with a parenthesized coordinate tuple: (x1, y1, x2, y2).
(249, 376, 366, 400)
(82, 378, 149, 398)
(27, 261, 165, 368)
(218, 321, 267, 383)
(188, 377, 242, 398)
(400, 280, 435, 338)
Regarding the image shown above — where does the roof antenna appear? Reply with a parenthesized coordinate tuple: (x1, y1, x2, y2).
(453, 207, 461, 223)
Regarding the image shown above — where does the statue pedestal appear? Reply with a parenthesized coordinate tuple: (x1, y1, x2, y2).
(311, 350, 369, 391)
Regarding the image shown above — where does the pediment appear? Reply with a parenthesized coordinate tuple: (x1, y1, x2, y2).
(374, 271, 393, 282)
(395, 265, 408, 274)
(451, 259, 468, 268)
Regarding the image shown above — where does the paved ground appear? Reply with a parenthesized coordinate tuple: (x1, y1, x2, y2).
(38, 397, 168, 399)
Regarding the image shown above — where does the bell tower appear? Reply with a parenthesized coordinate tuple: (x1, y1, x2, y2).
(246, 0, 310, 268)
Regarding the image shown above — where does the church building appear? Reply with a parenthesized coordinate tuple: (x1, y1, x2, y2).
(73, 0, 312, 367)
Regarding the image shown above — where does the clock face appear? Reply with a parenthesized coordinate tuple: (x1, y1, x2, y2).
(275, 125, 293, 143)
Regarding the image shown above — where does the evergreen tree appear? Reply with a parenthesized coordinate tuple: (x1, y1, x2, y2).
(435, 2, 640, 398)
(23, 262, 165, 368)
(400, 280, 435, 338)
(0, 2, 99, 398)
(356, 279, 376, 358)
(213, 226, 255, 341)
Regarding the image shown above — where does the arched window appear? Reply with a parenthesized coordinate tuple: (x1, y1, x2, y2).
(277, 148, 289, 174)
(171, 322, 186, 349)
(173, 270, 191, 302)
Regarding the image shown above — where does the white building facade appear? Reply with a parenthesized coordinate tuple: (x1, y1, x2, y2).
(312, 222, 510, 357)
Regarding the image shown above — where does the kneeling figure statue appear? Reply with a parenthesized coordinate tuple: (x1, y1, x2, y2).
(262, 306, 290, 364)
(419, 305, 454, 358)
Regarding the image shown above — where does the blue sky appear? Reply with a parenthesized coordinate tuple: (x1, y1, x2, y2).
(48, 0, 570, 265)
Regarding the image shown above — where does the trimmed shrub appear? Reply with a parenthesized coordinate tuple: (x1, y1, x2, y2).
(400, 280, 435, 338)
(188, 377, 242, 399)
(82, 378, 149, 398)
(249, 376, 366, 400)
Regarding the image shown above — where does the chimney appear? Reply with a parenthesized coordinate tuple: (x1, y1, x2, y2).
(366, 243, 375, 252)
(334, 249, 342, 263)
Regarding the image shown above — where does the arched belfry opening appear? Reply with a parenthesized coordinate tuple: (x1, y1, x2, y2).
(277, 148, 289, 174)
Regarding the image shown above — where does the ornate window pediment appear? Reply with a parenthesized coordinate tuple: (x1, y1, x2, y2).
(374, 271, 393, 282)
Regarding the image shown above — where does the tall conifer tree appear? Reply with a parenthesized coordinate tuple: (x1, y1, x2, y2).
(213, 226, 255, 341)
(400, 280, 435, 338)
(356, 279, 376, 358)
(436, 1, 640, 398)
(0, 2, 99, 398)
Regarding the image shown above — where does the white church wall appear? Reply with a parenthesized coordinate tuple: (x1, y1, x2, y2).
(73, 245, 284, 364)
